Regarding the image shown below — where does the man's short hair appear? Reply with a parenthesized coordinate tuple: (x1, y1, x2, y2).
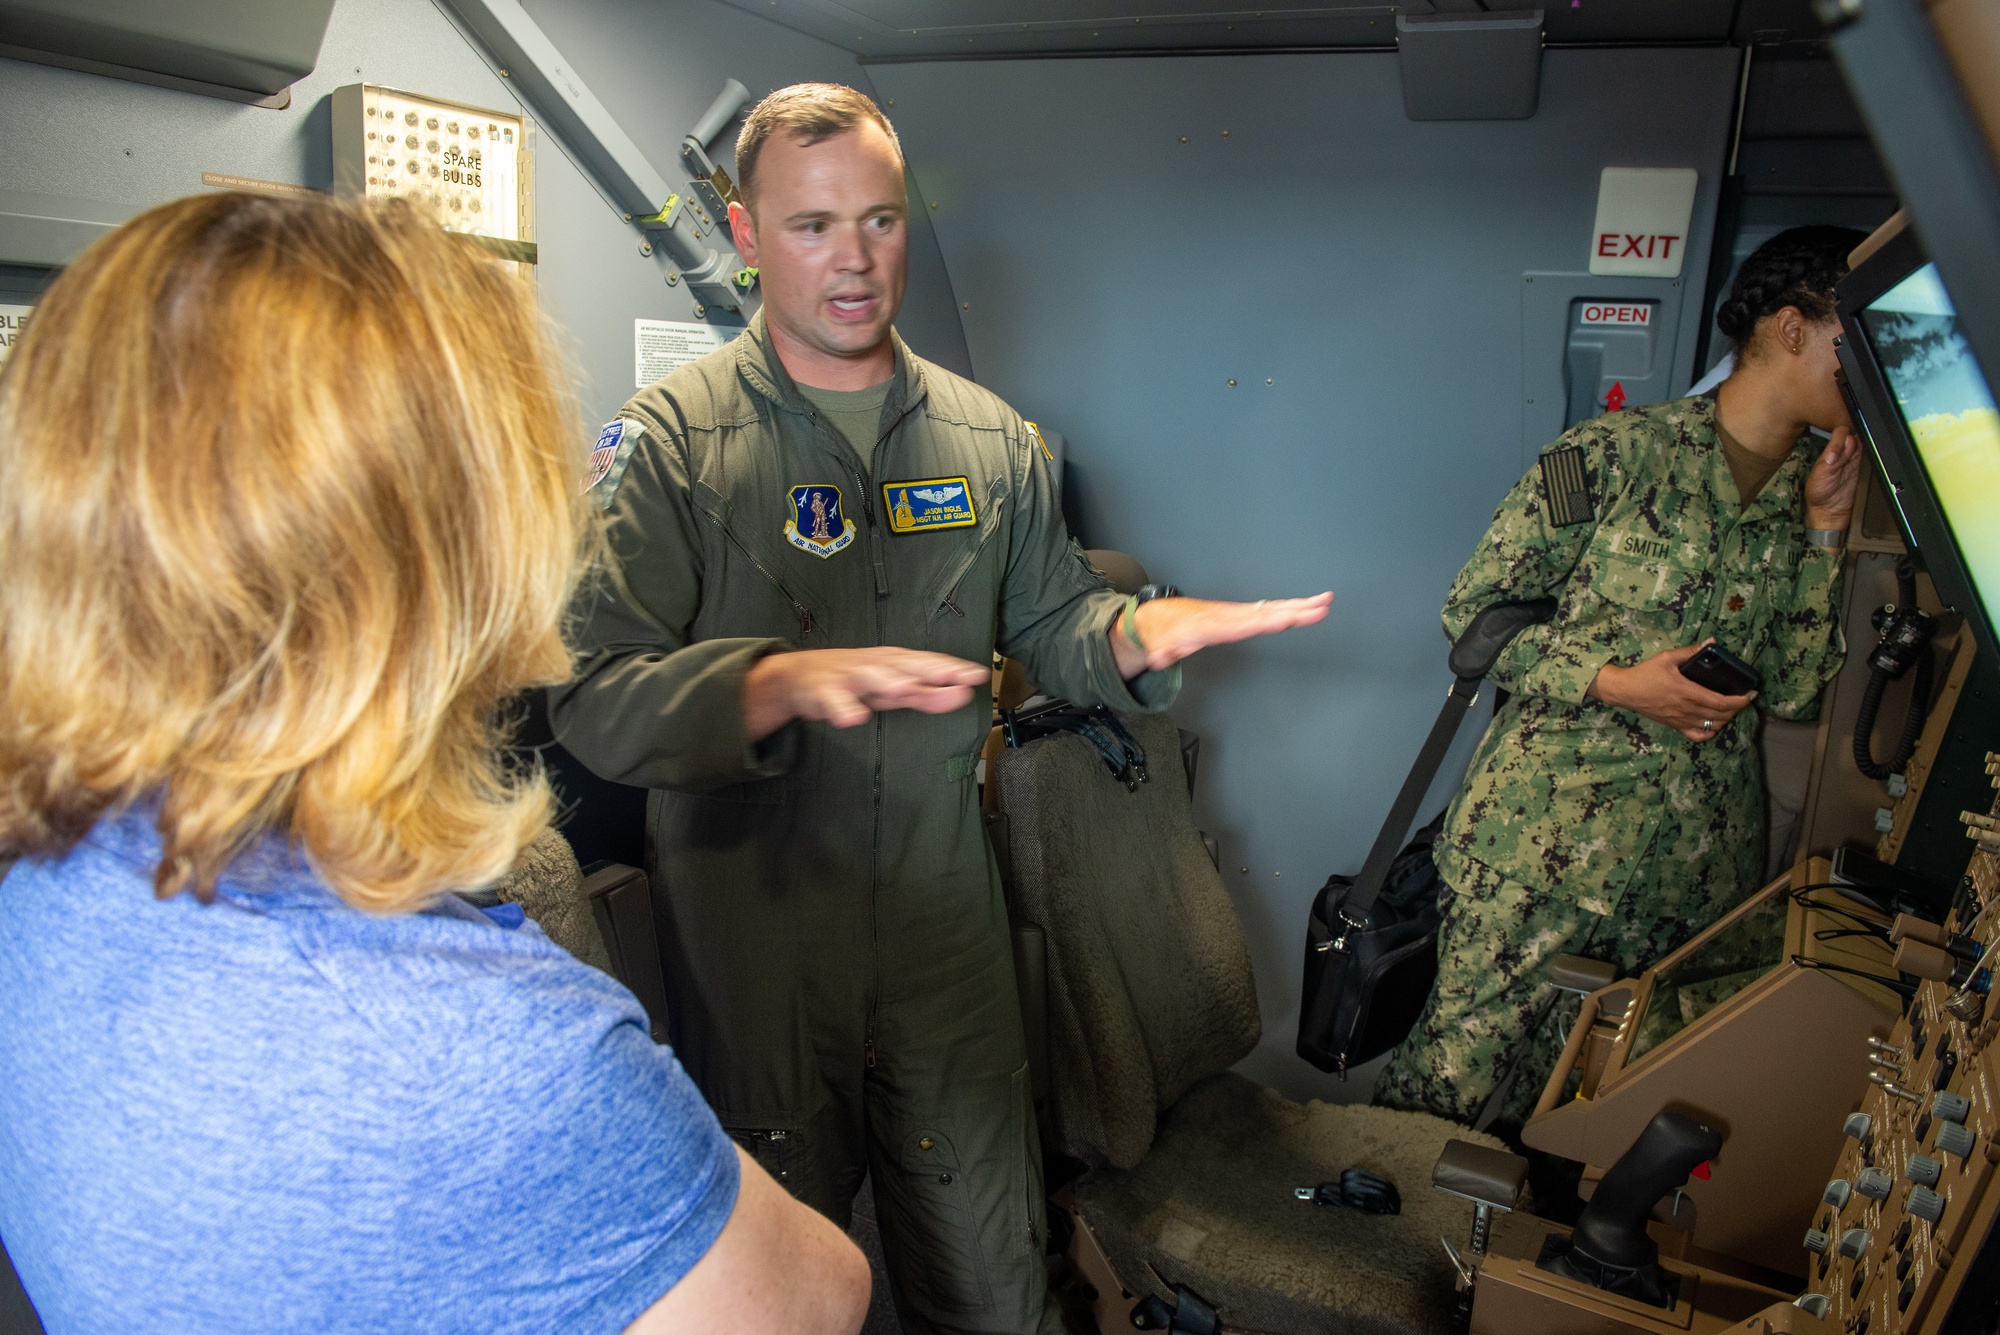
(735, 83, 903, 205)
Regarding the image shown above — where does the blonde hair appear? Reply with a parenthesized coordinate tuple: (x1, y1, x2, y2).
(0, 193, 593, 912)
(735, 82, 903, 205)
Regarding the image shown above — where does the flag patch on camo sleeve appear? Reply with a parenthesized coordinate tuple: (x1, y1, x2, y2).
(1538, 445, 1592, 527)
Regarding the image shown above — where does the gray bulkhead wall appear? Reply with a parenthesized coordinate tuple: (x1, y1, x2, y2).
(871, 48, 1740, 1100)
(0, 0, 968, 428)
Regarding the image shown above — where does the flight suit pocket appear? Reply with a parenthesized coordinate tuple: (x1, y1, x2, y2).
(1010, 1062, 1041, 1257)
(895, 1126, 992, 1311)
(927, 482, 1008, 623)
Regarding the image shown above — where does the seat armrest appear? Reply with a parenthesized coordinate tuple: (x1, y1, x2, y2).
(1547, 953, 1619, 995)
(585, 863, 670, 1044)
(1433, 1139, 1529, 1211)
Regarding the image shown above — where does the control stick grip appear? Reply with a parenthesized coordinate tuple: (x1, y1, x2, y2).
(1571, 1112, 1723, 1271)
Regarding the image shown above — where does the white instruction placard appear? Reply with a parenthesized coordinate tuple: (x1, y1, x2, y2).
(1588, 167, 1699, 278)
(635, 319, 737, 388)
(0, 303, 32, 364)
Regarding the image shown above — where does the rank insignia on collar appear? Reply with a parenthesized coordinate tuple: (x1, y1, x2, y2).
(882, 476, 977, 533)
(785, 484, 855, 557)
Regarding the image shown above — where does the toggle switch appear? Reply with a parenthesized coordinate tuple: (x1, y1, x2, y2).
(1907, 1153, 1943, 1186)
(1857, 1166, 1895, 1200)
(1845, 1112, 1874, 1140)
(1824, 1178, 1853, 1208)
(1933, 1091, 1971, 1124)
(1873, 1074, 1923, 1102)
(1908, 1185, 1946, 1224)
(1804, 1228, 1830, 1254)
(1838, 1227, 1873, 1258)
(1936, 1121, 1976, 1160)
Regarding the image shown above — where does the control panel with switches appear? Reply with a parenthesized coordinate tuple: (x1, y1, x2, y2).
(1791, 754, 2000, 1335)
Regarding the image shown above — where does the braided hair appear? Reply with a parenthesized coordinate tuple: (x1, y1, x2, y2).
(1715, 225, 1869, 354)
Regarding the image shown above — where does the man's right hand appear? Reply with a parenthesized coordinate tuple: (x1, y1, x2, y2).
(744, 648, 991, 740)
(1587, 640, 1757, 743)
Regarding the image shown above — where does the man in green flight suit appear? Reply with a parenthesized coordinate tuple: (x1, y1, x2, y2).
(1375, 227, 1866, 1130)
(549, 83, 1329, 1334)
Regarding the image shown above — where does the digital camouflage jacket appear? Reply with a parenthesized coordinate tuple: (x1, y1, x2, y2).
(1436, 396, 1846, 905)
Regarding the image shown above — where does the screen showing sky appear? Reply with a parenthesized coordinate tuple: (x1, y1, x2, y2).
(1861, 263, 2000, 638)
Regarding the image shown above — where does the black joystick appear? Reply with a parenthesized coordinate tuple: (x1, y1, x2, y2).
(1536, 1110, 1723, 1309)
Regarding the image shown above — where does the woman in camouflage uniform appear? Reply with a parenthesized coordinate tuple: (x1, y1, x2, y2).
(1377, 228, 1868, 1128)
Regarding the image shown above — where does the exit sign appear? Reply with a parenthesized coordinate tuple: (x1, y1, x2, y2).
(1589, 167, 1699, 279)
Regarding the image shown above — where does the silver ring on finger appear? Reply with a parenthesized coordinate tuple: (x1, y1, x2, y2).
(1701, 719, 1714, 732)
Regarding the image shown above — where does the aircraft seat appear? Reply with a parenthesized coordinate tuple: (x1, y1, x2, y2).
(993, 710, 1502, 1334)
(485, 826, 671, 1042)
(492, 825, 614, 972)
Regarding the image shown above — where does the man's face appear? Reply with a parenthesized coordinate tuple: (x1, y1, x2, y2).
(729, 122, 908, 366)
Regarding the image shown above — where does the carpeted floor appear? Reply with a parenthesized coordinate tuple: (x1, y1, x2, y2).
(1073, 1072, 1502, 1335)
(847, 1073, 1496, 1335)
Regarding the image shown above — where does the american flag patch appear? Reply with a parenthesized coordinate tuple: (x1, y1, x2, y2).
(1538, 445, 1592, 527)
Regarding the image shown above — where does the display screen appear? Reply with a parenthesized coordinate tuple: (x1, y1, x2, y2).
(1626, 889, 1790, 1067)
(1858, 263, 2000, 636)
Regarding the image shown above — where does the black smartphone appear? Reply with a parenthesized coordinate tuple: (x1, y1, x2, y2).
(1678, 642, 1762, 696)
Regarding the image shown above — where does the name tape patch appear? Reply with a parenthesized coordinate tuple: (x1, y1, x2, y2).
(883, 476, 977, 534)
(785, 484, 855, 557)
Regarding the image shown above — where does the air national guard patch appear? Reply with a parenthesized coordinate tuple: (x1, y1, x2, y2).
(585, 418, 641, 509)
(785, 484, 855, 557)
(883, 477, 977, 534)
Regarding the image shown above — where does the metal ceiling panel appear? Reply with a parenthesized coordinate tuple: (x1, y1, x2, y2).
(713, 0, 1737, 58)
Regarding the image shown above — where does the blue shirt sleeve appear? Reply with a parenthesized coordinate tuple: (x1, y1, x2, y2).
(291, 904, 744, 1334)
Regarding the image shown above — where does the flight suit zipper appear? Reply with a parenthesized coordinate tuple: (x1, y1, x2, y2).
(857, 458, 887, 1081)
(699, 494, 817, 639)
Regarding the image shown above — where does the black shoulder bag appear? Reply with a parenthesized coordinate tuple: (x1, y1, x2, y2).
(1296, 598, 1556, 1075)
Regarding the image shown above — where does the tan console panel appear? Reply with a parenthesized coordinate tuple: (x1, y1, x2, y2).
(1522, 863, 1902, 1278)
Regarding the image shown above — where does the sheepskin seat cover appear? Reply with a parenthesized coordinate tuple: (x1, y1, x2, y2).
(994, 711, 1261, 1169)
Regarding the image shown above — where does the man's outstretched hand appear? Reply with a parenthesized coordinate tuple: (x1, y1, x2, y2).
(744, 648, 990, 740)
(1109, 592, 1334, 678)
